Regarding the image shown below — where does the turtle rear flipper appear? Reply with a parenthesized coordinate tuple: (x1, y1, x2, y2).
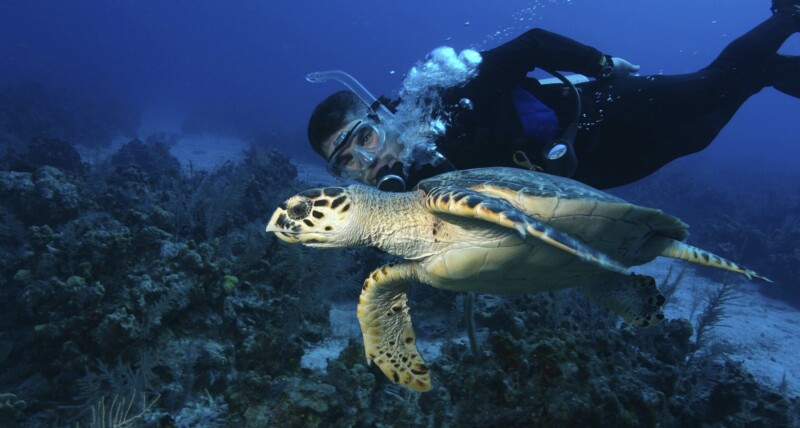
(357, 263, 431, 392)
(581, 274, 666, 327)
(660, 241, 772, 282)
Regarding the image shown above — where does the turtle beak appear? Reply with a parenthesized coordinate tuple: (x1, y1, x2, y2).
(265, 226, 299, 243)
(265, 204, 335, 246)
(265, 209, 303, 244)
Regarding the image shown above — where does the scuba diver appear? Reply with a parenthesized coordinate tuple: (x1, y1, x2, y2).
(307, 2, 800, 191)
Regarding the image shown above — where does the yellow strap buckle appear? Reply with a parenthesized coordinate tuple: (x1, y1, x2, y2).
(513, 151, 543, 172)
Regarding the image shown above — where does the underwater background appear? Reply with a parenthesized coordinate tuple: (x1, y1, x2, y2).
(1, 0, 799, 426)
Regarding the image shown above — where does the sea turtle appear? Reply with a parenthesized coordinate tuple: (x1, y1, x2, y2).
(265, 167, 768, 392)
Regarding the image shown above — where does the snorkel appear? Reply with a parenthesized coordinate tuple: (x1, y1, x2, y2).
(306, 70, 396, 125)
(306, 70, 407, 190)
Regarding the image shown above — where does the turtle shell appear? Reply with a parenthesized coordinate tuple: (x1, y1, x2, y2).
(415, 167, 688, 292)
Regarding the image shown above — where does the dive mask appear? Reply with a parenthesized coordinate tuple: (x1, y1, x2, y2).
(326, 116, 387, 181)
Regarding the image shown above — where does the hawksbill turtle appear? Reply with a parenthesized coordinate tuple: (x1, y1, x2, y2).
(265, 167, 769, 392)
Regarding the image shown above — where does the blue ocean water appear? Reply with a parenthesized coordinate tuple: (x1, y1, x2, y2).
(3, 0, 798, 165)
(1, 1, 799, 426)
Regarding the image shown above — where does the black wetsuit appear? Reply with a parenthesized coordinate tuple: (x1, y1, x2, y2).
(418, 13, 798, 189)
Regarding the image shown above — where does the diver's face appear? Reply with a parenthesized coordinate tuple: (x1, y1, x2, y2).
(322, 119, 404, 185)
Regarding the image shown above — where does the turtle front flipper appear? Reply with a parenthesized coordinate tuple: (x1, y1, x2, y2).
(581, 274, 666, 327)
(423, 186, 631, 276)
(357, 262, 431, 392)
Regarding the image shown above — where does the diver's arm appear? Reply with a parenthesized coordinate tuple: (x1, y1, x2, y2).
(481, 28, 609, 78)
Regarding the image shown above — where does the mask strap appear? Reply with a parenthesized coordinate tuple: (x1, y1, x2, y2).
(326, 120, 362, 164)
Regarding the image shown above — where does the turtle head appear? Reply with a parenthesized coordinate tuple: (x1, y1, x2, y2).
(266, 186, 357, 247)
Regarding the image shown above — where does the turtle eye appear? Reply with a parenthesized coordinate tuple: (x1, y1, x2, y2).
(287, 198, 312, 220)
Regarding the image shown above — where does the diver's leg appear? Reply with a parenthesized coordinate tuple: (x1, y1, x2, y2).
(572, 10, 799, 188)
(772, 54, 800, 98)
(572, 71, 749, 189)
(709, 12, 798, 72)
(771, 0, 800, 17)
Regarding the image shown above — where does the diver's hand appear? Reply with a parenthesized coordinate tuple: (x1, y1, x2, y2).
(611, 57, 640, 76)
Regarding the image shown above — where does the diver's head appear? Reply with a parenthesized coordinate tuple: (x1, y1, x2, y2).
(309, 91, 406, 187)
(321, 115, 405, 187)
(308, 91, 370, 158)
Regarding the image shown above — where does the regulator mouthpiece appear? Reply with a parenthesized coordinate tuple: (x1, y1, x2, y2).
(377, 174, 406, 192)
(375, 162, 407, 192)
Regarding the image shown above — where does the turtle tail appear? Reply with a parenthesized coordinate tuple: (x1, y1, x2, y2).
(660, 241, 772, 282)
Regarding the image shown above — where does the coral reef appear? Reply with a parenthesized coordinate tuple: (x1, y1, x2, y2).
(0, 139, 355, 426)
(0, 136, 797, 427)
(1, 137, 86, 174)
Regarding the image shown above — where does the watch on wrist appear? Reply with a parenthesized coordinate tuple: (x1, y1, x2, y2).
(599, 55, 614, 79)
